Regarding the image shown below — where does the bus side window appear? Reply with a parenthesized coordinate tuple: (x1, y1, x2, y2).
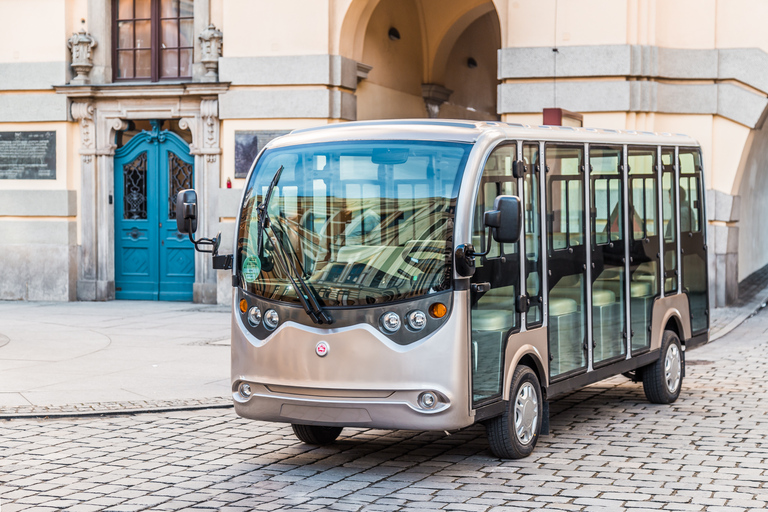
(546, 144, 587, 377)
(661, 148, 677, 293)
(679, 149, 708, 334)
(523, 143, 542, 327)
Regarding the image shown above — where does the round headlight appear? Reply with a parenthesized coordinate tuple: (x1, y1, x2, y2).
(247, 306, 262, 327)
(380, 312, 401, 333)
(239, 382, 252, 398)
(264, 309, 279, 330)
(418, 391, 437, 409)
(407, 310, 427, 331)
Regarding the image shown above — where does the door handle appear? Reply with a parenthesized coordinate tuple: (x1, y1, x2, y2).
(471, 282, 491, 294)
(129, 228, 140, 240)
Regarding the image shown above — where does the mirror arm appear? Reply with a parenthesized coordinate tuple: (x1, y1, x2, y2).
(470, 226, 495, 257)
(188, 232, 219, 254)
(187, 231, 234, 270)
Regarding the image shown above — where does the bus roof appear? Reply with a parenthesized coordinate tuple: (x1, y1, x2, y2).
(267, 119, 700, 149)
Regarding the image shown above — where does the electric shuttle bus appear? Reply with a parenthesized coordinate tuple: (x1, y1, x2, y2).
(177, 120, 709, 459)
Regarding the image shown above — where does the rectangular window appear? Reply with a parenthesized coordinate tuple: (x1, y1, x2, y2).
(114, 0, 194, 82)
(523, 143, 542, 327)
(661, 148, 677, 293)
(546, 144, 587, 378)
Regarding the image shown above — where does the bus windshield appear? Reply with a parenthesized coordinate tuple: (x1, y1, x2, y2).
(237, 140, 471, 307)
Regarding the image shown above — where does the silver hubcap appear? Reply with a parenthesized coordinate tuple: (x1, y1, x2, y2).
(665, 343, 681, 393)
(514, 382, 538, 445)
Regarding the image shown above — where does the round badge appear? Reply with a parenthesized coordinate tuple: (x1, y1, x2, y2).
(242, 255, 262, 283)
(315, 341, 329, 357)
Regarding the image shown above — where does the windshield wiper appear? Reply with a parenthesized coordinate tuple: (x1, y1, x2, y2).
(266, 222, 333, 325)
(257, 165, 284, 258)
(256, 165, 333, 325)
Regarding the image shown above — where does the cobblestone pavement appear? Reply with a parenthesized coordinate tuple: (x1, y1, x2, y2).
(2, 314, 767, 512)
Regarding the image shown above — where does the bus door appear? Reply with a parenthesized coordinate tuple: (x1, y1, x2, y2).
(627, 147, 661, 353)
(589, 146, 627, 366)
(679, 148, 709, 334)
(661, 148, 678, 294)
(470, 143, 521, 405)
(546, 144, 587, 379)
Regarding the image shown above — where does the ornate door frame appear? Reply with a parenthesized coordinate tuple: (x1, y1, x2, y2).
(68, 84, 228, 302)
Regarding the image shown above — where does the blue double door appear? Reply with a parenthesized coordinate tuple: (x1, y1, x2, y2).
(114, 123, 195, 301)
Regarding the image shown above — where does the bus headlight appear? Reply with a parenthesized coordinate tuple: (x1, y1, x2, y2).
(418, 391, 437, 409)
(406, 310, 427, 331)
(380, 312, 401, 333)
(264, 309, 279, 330)
(238, 382, 252, 398)
(247, 306, 262, 327)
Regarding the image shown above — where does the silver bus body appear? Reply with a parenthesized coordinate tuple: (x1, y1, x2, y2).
(229, 120, 707, 438)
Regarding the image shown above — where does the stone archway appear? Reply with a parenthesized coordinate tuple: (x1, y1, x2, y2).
(735, 118, 768, 299)
(340, 0, 501, 121)
(67, 84, 227, 302)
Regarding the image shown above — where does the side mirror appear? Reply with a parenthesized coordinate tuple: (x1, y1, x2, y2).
(484, 195, 521, 244)
(176, 189, 198, 235)
(454, 243, 476, 277)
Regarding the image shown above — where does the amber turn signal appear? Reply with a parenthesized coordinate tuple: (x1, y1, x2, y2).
(429, 303, 447, 318)
(239, 298, 248, 313)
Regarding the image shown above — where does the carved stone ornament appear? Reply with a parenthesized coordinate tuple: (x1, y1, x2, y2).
(67, 28, 97, 85)
(421, 84, 453, 119)
(71, 101, 95, 163)
(198, 24, 223, 82)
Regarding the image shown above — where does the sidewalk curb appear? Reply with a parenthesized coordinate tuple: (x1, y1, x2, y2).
(0, 401, 233, 421)
(709, 288, 768, 342)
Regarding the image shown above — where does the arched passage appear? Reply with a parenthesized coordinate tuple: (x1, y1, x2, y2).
(737, 120, 768, 286)
(339, 0, 501, 121)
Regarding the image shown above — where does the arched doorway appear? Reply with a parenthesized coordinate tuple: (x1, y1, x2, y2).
(344, 0, 501, 121)
(114, 120, 195, 301)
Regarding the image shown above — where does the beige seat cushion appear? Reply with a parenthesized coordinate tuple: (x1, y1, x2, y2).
(549, 297, 577, 316)
(631, 281, 652, 297)
(472, 310, 515, 331)
(591, 289, 616, 306)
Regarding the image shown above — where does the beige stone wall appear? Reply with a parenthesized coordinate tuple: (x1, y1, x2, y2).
(5, 0, 768, 305)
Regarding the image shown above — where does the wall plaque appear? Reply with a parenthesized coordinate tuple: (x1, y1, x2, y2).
(235, 130, 291, 178)
(0, 131, 56, 180)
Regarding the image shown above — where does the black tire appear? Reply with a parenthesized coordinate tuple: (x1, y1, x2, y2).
(291, 424, 343, 445)
(642, 330, 683, 404)
(486, 365, 542, 459)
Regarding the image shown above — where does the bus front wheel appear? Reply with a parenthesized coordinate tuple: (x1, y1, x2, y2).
(291, 424, 343, 445)
(486, 365, 542, 459)
(642, 330, 683, 404)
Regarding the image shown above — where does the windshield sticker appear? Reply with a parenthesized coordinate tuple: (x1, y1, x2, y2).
(242, 255, 262, 282)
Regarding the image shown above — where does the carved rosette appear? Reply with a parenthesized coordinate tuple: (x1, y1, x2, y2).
(72, 101, 95, 163)
(198, 24, 223, 82)
(67, 28, 97, 85)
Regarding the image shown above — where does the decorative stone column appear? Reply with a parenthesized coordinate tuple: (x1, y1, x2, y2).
(181, 98, 221, 303)
(67, 29, 97, 85)
(72, 101, 98, 300)
(198, 24, 223, 82)
(422, 84, 453, 118)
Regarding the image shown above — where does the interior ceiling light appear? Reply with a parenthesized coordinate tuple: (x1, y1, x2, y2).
(467, 57, 478, 68)
(388, 27, 401, 41)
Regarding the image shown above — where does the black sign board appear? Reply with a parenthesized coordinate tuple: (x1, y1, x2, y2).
(235, 130, 291, 178)
(0, 131, 57, 180)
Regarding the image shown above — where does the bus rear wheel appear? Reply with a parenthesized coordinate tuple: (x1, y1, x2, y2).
(486, 365, 542, 459)
(291, 424, 343, 445)
(642, 330, 683, 404)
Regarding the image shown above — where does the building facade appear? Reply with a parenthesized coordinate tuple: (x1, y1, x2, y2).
(1, 0, 766, 308)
